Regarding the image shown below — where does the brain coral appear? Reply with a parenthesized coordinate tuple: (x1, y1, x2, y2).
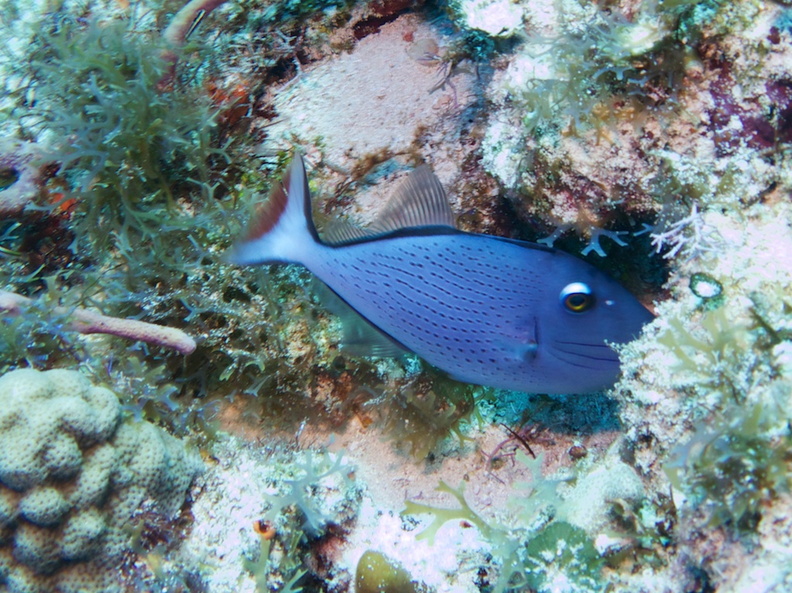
(0, 368, 203, 593)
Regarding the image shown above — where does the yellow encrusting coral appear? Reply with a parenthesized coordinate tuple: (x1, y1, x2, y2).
(0, 368, 202, 593)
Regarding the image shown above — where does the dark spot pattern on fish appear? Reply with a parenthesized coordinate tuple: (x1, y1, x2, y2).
(229, 156, 654, 394)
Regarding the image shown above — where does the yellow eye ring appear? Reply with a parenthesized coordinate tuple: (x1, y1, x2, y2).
(560, 282, 594, 313)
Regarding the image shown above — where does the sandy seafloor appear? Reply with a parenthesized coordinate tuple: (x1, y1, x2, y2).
(1, 0, 792, 592)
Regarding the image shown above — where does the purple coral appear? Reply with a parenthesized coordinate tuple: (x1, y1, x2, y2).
(158, 0, 231, 89)
(0, 290, 197, 355)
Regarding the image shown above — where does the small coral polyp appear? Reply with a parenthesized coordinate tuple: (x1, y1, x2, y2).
(0, 368, 202, 593)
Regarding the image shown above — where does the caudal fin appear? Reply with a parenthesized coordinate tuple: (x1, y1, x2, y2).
(227, 155, 319, 266)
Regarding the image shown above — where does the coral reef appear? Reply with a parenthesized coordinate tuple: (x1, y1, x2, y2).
(0, 368, 202, 593)
(0, 0, 790, 590)
(614, 197, 792, 590)
(172, 434, 361, 593)
(400, 443, 656, 593)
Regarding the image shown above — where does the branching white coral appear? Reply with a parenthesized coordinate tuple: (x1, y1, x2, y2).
(580, 228, 629, 257)
(650, 204, 723, 261)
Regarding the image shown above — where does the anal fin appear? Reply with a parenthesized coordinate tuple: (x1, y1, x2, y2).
(313, 280, 408, 357)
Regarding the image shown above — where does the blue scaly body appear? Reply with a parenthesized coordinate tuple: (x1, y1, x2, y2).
(230, 156, 653, 394)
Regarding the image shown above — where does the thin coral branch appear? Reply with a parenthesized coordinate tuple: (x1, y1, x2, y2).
(158, 0, 230, 89)
(0, 290, 196, 355)
(162, 0, 230, 48)
(650, 203, 723, 261)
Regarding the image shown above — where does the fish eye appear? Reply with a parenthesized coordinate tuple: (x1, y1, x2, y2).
(560, 282, 595, 313)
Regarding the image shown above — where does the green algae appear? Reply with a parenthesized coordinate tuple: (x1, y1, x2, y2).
(666, 403, 792, 534)
(355, 550, 423, 593)
(1, 5, 370, 436)
(0, 2, 482, 456)
(401, 451, 663, 593)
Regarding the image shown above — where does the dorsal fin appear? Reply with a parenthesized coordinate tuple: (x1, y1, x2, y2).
(321, 219, 374, 245)
(320, 165, 456, 245)
(369, 165, 456, 233)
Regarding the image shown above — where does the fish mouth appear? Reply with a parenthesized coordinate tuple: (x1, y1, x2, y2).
(549, 340, 620, 370)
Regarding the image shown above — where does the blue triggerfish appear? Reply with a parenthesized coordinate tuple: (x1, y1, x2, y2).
(229, 156, 653, 394)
